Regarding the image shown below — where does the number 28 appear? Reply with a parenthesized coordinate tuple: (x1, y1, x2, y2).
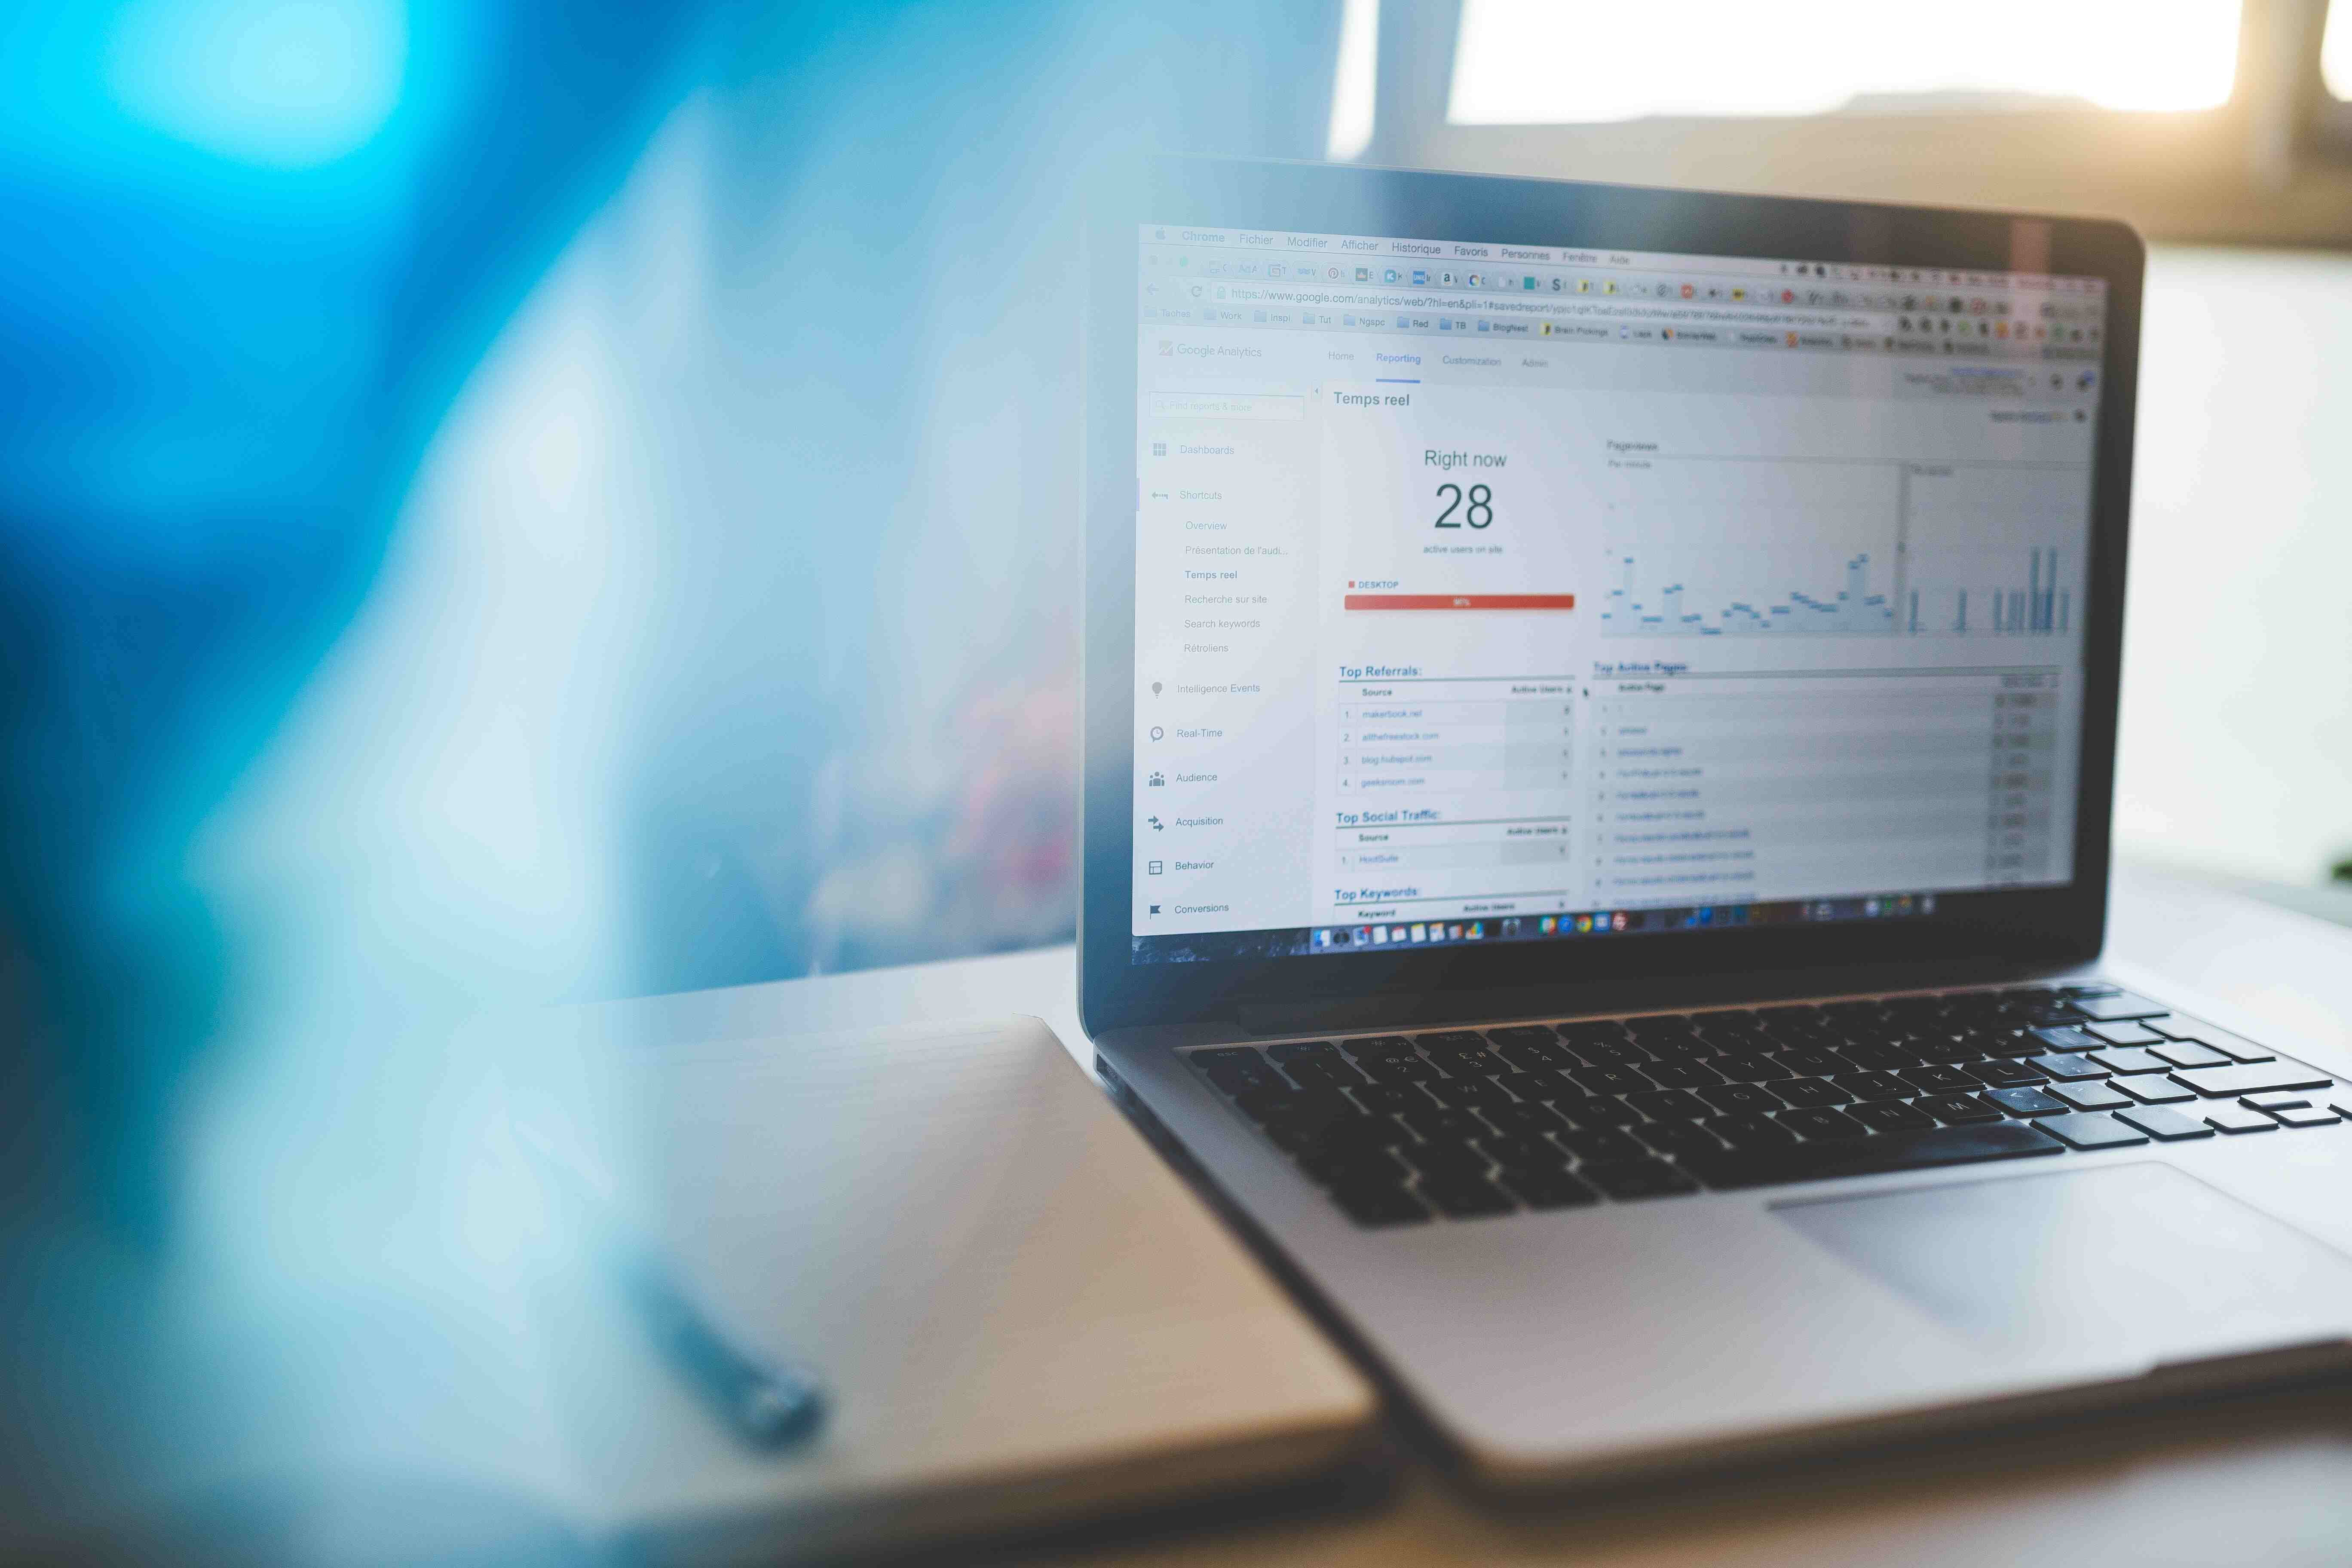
(1435, 483, 1494, 528)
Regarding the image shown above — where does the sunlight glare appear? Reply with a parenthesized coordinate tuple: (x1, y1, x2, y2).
(1451, 0, 2244, 125)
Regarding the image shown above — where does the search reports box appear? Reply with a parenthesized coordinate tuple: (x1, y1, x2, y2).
(1149, 392, 1304, 421)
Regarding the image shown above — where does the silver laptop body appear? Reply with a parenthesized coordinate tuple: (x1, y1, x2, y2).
(1078, 156, 2352, 1487)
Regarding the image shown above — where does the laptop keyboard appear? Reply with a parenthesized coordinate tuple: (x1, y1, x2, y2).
(1182, 984, 2348, 1227)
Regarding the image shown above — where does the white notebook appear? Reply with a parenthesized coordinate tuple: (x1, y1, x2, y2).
(532, 1015, 1375, 1561)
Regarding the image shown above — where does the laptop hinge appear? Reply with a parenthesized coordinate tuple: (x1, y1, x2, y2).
(1227, 956, 2088, 1040)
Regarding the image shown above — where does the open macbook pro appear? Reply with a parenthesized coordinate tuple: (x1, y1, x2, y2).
(1079, 156, 2352, 1485)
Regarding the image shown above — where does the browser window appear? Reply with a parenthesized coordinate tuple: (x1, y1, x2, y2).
(1130, 223, 2105, 965)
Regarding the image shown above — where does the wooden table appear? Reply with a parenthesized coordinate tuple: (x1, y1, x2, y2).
(596, 860, 2352, 1565)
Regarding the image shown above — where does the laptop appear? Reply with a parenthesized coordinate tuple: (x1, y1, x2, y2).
(1078, 156, 2352, 1487)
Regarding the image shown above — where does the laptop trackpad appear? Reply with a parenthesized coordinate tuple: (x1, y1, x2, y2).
(1775, 1163, 2352, 1363)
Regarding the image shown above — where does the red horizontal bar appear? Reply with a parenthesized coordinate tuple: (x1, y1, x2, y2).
(1343, 593, 1577, 611)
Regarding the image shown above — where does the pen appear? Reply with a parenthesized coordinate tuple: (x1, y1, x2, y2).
(512, 1107, 828, 1450)
(606, 1236, 828, 1449)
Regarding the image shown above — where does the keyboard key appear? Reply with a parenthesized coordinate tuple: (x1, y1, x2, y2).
(2086, 1047, 2171, 1076)
(1696, 1082, 1787, 1117)
(1973, 1058, 2048, 1087)
(1234, 1083, 1336, 1121)
(2032, 1026, 2104, 1055)
(1356, 1053, 1445, 1087)
(1415, 1030, 1488, 1054)
(1481, 1100, 1568, 1135)
(1261, 1116, 1345, 1155)
(1399, 1108, 1485, 1144)
(1557, 1125, 1648, 1163)
(1498, 1167, 1601, 1210)
(1556, 1019, 1630, 1044)
(1838, 1044, 1917, 1075)
(1681, 1121, 2061, 1190)
(1285, 1056, 1369, 1089)
(1635, 1121, 1730, 1161)
(1643, 1033, 1723, 1063)
(2116, 1075, 2196, 1106)
(2084, 1020, 2168, 1048)
(2027, 1053, 2110, 1083)
(1350, 1081, 1431, 1116)
(1984, 1086, 2070, 1117)
(1331, 1182, 1431, 1226)
(1494, 1039, 1578, 1072)
(2037, 1112, 2149, 1150)
(1579, 1160, 1700, 1200)
(1415, 1172, 1518, 1219)
(1423, 1075, 1512, 1109)
(1624, 1088, 1711, 1123)
(2171, 1060, 2334, 1098)
(1621, 1015, 1698, 1041)
(1486, 1025, 1561, 1049)
(1568, 1064, 1658, 1097)
(1772, 1047, 1844, 1078)
(1780, 1106, 1871, 1141)
(2147, 1040, 2229, 1071)
(2158, 1020, 2273, 1064)
(1852, 1100, 1938, 1132)
(1642, 1059, 1728, 1090)
(2203, 1103, 2278, 1133)
(1476, 1133, 1570, 1173)
(1400, 1139, 1489, 1182)
(1265, 1039, 1338, 1062)
(1708, 1113, 1799, 1149)
(1833, 1071, 1911, 1102)
(1917, 1032, 1999, 1065)
(1709, 1053, 1785, 1084)
(2069, 992, 2171, 1022)
(2270, 1105, 2342, 1129)
(2048, 1080, 2134, 1112)
(1916, 1092, 2004, 1123)
(1773, 1077, 1848, 1109)
(1199, 1058, 1279, 1094)
(1342, 1035, 1418, 1058)
(1505, 1069, 1573, 1101)
(1554, 1094, 1645, 1128)
(1899, 1064, 1982, 1095)
(1569, 1041, 1654, 1069)
(2111, 1106, 2215, 1142)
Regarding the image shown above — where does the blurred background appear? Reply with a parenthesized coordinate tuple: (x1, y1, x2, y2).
(4, 0, 2352, 1553)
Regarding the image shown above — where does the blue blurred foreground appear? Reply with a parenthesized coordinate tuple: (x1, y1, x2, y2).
(0, 0, 1337, 1556)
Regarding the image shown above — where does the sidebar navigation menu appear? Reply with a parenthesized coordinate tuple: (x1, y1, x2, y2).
(1133, 369, 1320, 935)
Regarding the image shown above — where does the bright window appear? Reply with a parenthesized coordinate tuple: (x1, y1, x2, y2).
(2327, 0, 2352, 101)
(1449, 0, 2245, 125)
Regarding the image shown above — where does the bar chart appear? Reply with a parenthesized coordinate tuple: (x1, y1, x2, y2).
(1600, 549, 1896, 637)
(1899, 547, 2071, 636)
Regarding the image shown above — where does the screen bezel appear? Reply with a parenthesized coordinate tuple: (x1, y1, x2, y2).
(1080, 156, 2143, 1039)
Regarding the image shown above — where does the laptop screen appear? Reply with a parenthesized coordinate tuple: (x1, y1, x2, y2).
(1129, 221, 2107, 967)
